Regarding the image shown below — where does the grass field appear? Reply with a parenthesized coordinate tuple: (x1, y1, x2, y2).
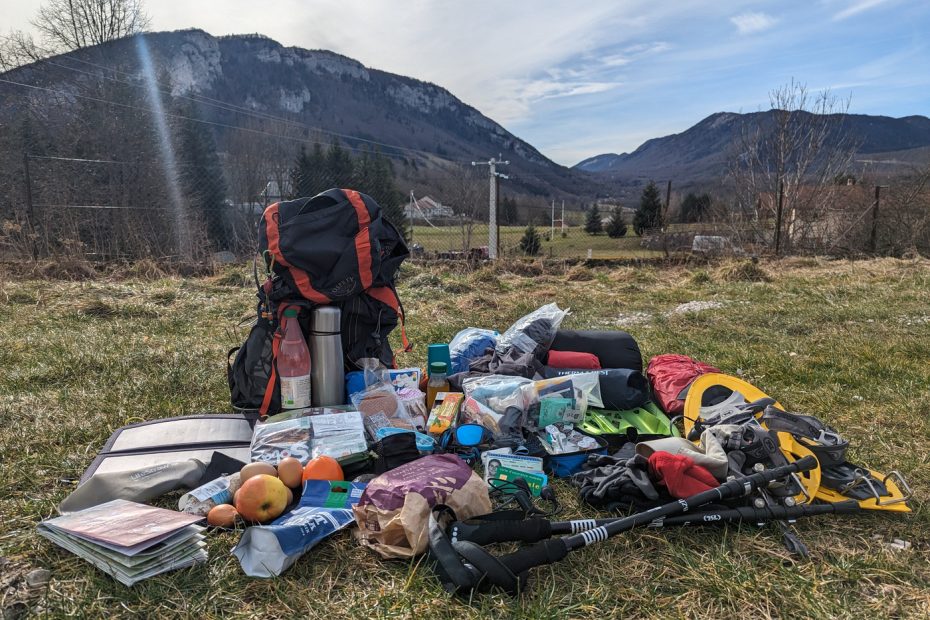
(409, 225, 663, 259)
(1, 257, 929, 618)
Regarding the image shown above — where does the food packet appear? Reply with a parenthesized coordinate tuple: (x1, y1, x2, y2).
(351, 382, 416, 431)
(250, 417, 313, 464)
(179, 473, 242, 516)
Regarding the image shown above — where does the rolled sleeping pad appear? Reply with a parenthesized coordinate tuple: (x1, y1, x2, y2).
(549, 330, 642, 372)
(541, 367, 649, 411)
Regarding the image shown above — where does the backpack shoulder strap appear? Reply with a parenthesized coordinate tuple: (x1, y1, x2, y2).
(343, 189, 374, 290)
(262, 202, 331, 305)
(367, 285, 411, 352)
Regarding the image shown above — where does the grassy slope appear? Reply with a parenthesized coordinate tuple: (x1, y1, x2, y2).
(0, 258, 928, 619)
(410, 225, 662, 259)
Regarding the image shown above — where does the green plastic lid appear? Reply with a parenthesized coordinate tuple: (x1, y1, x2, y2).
(430, 362, 448, 375)
(283, 308, 298, 318)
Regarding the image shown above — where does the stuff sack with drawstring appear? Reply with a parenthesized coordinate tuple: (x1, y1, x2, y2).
(227, 188, 410, 415)
(646, 354, 720, 416)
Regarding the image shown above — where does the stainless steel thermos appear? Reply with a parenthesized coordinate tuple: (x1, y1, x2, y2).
(310, 307, 345, 406)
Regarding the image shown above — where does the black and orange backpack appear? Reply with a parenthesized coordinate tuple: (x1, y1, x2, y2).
(228, 188, 410, 415)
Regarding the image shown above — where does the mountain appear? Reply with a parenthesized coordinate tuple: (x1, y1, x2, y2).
(0, 29, 597, 198)
(574, 111, 930, 182)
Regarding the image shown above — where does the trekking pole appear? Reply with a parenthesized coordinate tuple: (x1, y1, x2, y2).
(448, 499, 861, 547)
(430, 456, 818, 594)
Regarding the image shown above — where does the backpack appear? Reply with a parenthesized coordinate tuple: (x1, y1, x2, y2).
(645, 354, 720, 416)
(227, 188, 410, 415)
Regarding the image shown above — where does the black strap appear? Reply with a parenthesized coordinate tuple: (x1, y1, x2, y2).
(761, 406, 849, 466)
(820, 463, 889, 500)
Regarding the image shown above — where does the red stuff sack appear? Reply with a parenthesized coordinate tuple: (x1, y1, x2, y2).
(547, 350, 601, 369)
(646, 354, 720, 416)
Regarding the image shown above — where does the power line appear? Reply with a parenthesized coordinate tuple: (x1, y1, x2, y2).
(0, 76, 437, 164)
(17, 45, 580, 183)
(19, 50, 476, 166)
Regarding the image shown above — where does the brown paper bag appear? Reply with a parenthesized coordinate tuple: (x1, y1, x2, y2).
(352, 453, 491, 558)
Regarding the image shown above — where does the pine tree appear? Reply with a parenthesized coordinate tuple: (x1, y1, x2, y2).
(501, 196, 518, 225)
(356, 148, 408, 241)
(679, 192, 712, 223)
(633, 181, 664, 236)
(290, 143, 330, 198)
(326, 141, 355, 187)
(584, 203, 603, 235)
(176, 102, 229, 250)
(519, 222, 541, 256)
(606, 206, 627, 238)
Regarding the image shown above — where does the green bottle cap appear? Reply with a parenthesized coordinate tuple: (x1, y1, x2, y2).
(430, 362, 447, 375)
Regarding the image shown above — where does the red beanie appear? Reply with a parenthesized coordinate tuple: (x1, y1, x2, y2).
(647, 451, 718, 498)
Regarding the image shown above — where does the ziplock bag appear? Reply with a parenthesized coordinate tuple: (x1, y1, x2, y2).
(461, 375, 532, 441)
(494, 304, 567, 362)
(523, 371, 603, 429)
(449, 328, 499, 374)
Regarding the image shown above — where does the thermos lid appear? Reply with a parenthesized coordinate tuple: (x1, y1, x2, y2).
(311, 306, 341, 333)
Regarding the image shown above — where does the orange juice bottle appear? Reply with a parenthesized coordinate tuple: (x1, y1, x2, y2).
(425, 362, 450, 410)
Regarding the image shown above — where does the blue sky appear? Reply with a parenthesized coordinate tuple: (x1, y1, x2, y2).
(5, 0, 929, 165)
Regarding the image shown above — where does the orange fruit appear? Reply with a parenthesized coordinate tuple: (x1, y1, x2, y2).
(302, 455, 344, 481)
(207, 504, 239, 528)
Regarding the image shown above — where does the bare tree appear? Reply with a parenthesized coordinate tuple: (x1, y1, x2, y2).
(439, 165, 486, 255)
(728, 80, 858, 254)
(1, 0, 149, 70)
(35, 0, 150, 50)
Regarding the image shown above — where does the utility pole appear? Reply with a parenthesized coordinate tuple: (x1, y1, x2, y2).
(664, 180, 672, 229)
(408, 190, 415, 245)
(775, 179, 785, 256)
(561, 200, 565, 235)
(472, 156, 509, 259)
(870, 185, 886, 254)
(22, 153, 37, 261)
(550, 199, 555, 240)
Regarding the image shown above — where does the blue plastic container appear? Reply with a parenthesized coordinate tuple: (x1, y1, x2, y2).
(543, 433, 609, 478)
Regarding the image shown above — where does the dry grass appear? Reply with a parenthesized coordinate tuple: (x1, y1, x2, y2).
(0, 257, 928, 618)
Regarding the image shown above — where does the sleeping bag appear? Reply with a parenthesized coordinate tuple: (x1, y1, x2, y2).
(549, 330, 642, 372)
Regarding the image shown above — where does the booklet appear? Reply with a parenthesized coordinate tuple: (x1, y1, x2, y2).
(37, 499, 207, 586)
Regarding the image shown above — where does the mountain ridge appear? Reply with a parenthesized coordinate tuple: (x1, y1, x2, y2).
(0, 29, 597, 197)
(574, 110, 930, 182)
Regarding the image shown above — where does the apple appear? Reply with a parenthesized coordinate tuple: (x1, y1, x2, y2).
(234, 474, 289, 523)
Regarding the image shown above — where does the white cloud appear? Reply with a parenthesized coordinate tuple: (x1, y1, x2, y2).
(730, 12, 779, 34)
(832, 0, 894, 20)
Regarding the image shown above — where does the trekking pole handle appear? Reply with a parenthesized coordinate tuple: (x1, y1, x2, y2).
(449, 518, 553, 546)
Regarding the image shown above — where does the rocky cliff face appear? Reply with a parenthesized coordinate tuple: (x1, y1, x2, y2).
(1, 29, 596, 197)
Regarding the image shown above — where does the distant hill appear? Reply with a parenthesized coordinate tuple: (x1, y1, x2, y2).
(574, 111, 930, 182)
(0, 29, 597, 197)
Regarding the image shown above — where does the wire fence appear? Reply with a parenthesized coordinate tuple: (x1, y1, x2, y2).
(1, 152, 667, 264)
(2, 152, 929, 265)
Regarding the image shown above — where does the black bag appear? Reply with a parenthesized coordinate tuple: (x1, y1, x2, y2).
(227, 301, 313, 414)
(228, 189, 410, 415)
(541, 367, 649, 411)
(549, 330, 643, 372)
(258, 189, 407, 303)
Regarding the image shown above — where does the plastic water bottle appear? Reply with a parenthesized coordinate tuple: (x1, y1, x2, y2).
(278, 308, 311, 409)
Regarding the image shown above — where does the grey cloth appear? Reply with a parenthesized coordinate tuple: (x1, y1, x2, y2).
(571, 453, 659, 502)
(635, 432, 730, 481)
(59, 459, 206, 514)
